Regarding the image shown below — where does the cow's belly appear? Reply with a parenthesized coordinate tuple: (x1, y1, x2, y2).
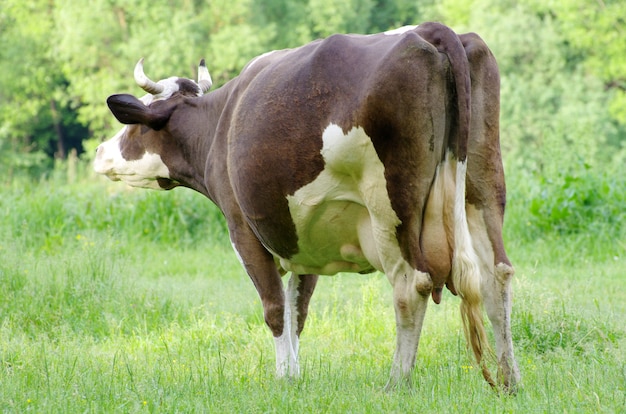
(277, 124, 393, 275)
(278, 199, 379, 275)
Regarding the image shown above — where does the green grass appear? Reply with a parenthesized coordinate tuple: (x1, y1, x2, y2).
(1, 168, 625, 412)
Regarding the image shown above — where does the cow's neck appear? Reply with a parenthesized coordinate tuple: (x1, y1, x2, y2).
(172, 83, 236, 204)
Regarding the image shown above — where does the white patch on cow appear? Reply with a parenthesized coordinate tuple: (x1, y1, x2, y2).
(150, 76, 184, 101)
(244, 50, 278, 73)
(284, 123, 400, 275)
(384, 25, 418, 36)
(386, 273, 429, 389)
(284, 124, 430, 286)
(274, 330, 298, 377)
(465, 204, 495, 287)
(230, 241, 246, 268)
(94, 128, 171, 190)
(285, 274, 300, 356)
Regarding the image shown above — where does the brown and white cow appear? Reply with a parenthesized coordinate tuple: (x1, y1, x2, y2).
(94, 22, 520, 392)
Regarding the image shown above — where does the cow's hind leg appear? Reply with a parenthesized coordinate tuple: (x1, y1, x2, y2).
(276, 273, 318, 377)
(355, 182, 433, 389)
(487, 262, 519, 392)
(467, 205, 520, 392)
(356, 205, 432, 390)
(460, 30, 520, 392)
(327, 124, 435, 389)
(385, 270, 431, 390)
(482, 260, 519, 392)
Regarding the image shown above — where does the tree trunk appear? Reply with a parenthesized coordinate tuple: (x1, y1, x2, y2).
(50, 99, 65, 159)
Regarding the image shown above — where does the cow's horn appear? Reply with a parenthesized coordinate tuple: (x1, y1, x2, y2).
(134, 58, 165, 95)
(197, 59, 213, 93)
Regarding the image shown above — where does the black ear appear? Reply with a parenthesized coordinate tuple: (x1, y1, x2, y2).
(107, 94, 173, 130)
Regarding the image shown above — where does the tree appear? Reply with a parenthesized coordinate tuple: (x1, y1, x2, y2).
(0, 0, 85, 177)
(51, 0, 272, 153)
(369, 0, 428, 32)
(306, 0, 374, 37)
(554, 0, 626, 125)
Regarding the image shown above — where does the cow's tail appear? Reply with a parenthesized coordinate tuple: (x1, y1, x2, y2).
(418, 22, 496, 387)
(452, 160, 496, 388)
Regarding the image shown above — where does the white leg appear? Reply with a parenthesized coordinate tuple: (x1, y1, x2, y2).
(274, 273, 301, 377)
(385, 270, 430, 390)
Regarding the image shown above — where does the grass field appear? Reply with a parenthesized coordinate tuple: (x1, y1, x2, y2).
(1, 168, 625, 412)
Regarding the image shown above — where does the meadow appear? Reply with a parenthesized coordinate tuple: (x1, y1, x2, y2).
(1, 164, 625, 413)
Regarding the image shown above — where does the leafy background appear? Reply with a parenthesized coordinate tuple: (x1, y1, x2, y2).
(1, 0, 624, 169)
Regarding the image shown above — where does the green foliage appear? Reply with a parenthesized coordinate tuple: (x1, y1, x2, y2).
(503, 167, 620, 242)
(368, 0, 428, 32)
(0, 0, 84, 173)
(527, 164, 626, 237)
(2, 0, 625, 180)
(501, 164, 625, 267)
(553, 0, 626, 125)
(307, 0, 374, 37)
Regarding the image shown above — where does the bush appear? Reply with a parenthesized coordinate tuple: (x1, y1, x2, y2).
(528, 163, 626, 236)
(503, 158, 626, 263)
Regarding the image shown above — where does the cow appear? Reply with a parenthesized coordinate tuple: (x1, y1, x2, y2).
(94, 22, 520, 392)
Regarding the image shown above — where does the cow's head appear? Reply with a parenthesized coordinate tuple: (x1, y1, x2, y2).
(94, 59, 212, 190)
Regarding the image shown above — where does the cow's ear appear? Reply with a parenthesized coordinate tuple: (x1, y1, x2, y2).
(107, 94, 173, 131)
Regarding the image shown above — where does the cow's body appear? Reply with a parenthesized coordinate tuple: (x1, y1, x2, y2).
(94, 22, 519, 391)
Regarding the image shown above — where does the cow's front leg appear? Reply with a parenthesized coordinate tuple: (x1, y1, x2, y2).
(230, 227, 301, 377)
(385, 268, 431, 390)
(274, 273, 318, 377)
